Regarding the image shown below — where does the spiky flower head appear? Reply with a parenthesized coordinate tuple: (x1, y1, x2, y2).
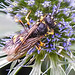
(0, 0, 75, 75)
(42, 1, 51, 8)
(25, 0, 35, 6)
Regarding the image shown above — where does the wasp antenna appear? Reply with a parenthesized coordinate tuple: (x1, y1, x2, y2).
(19, 20, 25, 28)
(25, 10, 31, 28)
(14, 16, 28, 33)
(26, 10, 31, 19)
(14, 16, 25, 27)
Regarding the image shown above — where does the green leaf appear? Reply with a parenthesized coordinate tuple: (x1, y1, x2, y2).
(41, 55, 50, 75)
(8, 60, 17, 75)
(0, 57, 11, 68)
(65, 64, 72, 75)
(9, 57, 27, 75)
(9, 54, 33, 75)
(60, 2, 69, 8)
(50, 65, 66, 75)
(29, 61, 42, 75)
(49, 53, 66, 75)
(61, 51, 75, 74)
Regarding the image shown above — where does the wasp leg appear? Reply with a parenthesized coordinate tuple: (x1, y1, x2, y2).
(46, 26, 54, 35)
(35, 41, 45, 50)
(35, 45, 41, 50)
(47, 29, 54, 35)
(25, 11, 31, 28)
(39, 41, 45, 46)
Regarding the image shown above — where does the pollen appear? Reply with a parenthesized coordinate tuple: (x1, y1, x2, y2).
(47, 26, 50, 31)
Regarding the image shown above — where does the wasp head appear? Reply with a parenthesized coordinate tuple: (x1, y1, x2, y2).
(44, 14, 56, 29)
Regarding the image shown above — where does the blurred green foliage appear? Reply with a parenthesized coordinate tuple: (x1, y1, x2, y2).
(0, 0, 4, 3)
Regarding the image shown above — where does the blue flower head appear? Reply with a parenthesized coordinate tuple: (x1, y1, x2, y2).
(42, 1, 51, 8)
(25, 0, 35, 6)
(35, 10, 43, 17)
(0, 0, 75, 75)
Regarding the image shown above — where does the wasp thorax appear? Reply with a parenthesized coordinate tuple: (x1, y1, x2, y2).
(31, 23, 47, 37)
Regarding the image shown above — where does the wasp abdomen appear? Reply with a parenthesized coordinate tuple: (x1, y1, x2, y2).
(31, 23, 47, 37)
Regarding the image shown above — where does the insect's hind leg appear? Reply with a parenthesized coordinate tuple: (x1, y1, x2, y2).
(35, 41, 45, 50)
(45, 29, 54, 36)
(25, 11, 31, 28)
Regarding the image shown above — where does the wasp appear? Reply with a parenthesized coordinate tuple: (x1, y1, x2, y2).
(3, 6, 61, 61)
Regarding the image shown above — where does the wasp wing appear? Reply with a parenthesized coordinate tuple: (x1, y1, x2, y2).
(6, 36, 43, 61)
(3, 23, 41, 61)
(3, 30, 28, 55)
